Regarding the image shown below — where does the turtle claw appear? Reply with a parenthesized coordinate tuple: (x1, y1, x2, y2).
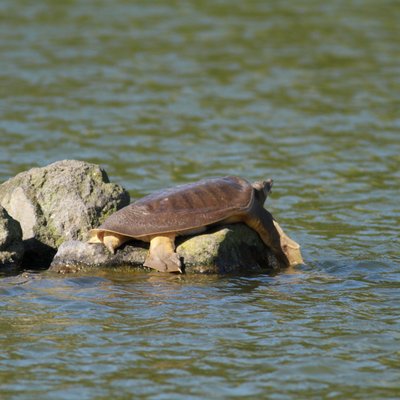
(165, 253, 182, 273)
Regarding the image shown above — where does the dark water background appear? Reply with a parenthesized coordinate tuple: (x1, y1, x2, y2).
(1, 0, 399, 398)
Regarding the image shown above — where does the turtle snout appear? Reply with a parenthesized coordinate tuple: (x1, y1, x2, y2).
(265, 179, 273, 193)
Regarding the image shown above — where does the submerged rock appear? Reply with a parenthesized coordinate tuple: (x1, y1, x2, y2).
(49, 224, 281, 274)
(0, 205, 24, 268)
(0, 160, 130, 267)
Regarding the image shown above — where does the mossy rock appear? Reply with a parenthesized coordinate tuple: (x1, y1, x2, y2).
(0, 160, 129, 267)
(49, 224, 281, 274)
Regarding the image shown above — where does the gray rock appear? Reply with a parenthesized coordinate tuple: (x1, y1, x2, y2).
(49, 224, 281, 274)
(0, 205, 24, 268)
(0, 160, 129, 267)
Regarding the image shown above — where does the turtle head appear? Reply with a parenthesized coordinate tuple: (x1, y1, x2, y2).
(252, 179, 273, 204)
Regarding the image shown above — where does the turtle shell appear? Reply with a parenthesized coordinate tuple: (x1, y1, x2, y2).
(92, 176, 255, 238)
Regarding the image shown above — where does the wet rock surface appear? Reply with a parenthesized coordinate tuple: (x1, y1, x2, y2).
(49, 224, 281, 274)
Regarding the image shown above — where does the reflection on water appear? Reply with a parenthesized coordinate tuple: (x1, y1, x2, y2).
(1, 0, 399, 398)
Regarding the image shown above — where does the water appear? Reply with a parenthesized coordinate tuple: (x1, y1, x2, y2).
(1, 0, 399, 398)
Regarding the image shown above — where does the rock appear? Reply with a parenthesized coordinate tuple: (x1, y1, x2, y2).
(0, 160, 130, 267)
(49, 224, 281, 274)
(0, 205, 24, 269)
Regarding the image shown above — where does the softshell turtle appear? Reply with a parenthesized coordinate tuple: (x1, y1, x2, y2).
(88, 176, 303, 273)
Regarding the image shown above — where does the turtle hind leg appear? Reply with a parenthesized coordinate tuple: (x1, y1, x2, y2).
(144, 235, 182, 273)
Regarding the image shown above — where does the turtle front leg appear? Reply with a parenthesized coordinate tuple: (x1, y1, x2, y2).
(243, 205, 303, 267)
(272, 219, 304, 266)
(144, 235, 182, 273)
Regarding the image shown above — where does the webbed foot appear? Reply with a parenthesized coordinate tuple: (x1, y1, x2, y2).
(144, 252, 182, 273)
(144, 235, 182, 273)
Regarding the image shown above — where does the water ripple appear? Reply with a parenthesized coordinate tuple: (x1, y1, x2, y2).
(1, 0, 400, 398)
